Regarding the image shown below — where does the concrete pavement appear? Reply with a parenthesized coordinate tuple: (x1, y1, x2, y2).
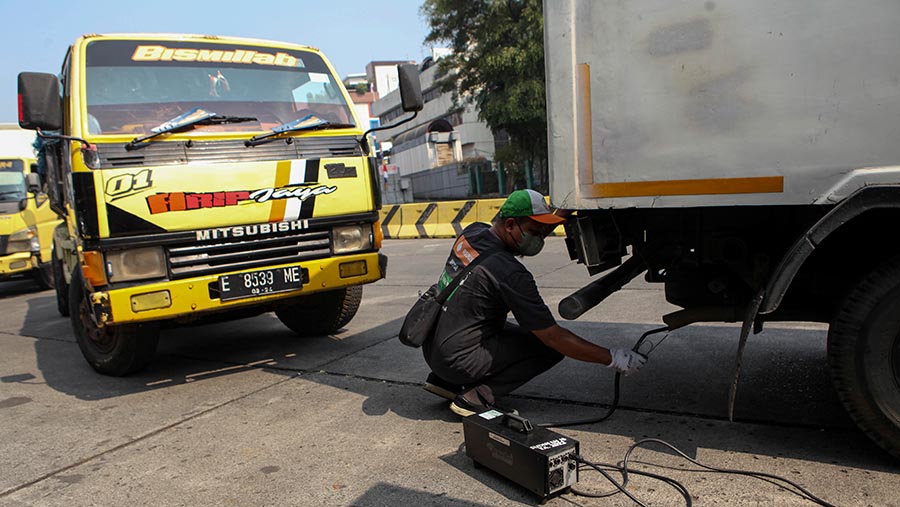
(0, 238, 897, 506)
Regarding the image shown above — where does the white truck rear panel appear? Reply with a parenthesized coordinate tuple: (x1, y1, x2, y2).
(0, 124, 36, 159)
(545, 0, 900, 209)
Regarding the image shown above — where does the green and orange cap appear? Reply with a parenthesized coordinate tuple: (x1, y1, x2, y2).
(499, 189, 567, 225)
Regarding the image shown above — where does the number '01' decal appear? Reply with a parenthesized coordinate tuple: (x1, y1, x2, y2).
(106, 169, 153, 199)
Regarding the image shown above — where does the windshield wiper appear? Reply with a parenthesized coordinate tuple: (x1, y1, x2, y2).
(245, 114, 355, 147)
(126, 108, 257, 150)
(0, 191, 24, 198)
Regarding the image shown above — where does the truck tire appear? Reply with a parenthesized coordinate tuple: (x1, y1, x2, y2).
(69, 270, 159, 376)
(828, 258, 900, 460)
(32, 260, 54, 290)
(275, 286, 363, 337)
(51, 249, 69, 316)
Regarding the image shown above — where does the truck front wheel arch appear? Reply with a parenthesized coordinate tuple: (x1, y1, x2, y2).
(69, 270, 159, 376)
(828, 257, 900, 459)
(275, 285, 363, 337)
(763, 186, 900, 314)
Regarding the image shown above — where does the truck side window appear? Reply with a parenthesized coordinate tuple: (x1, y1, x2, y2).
(43, 47, 73, 217)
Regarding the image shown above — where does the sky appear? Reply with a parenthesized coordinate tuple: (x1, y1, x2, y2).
(0, 0, 432, 123)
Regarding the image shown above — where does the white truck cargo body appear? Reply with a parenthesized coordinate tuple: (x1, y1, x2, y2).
(545, 0, 900, 208)
(545, 0, 900, 460)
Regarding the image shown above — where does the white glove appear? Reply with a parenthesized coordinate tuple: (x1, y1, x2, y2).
(606, 348, 648, 375)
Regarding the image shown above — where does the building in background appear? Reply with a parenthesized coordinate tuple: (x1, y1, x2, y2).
(370, 50, 498, 202)
(366, 60, 414, 98)
(342, 52, 503, 203)
(342, 73, 378, 131)
(343, 60, 415, 155)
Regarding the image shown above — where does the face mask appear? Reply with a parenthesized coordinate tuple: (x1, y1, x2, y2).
(514, 221, 545, 256)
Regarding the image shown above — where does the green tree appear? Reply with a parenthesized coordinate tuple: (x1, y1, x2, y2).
(422, 0, 547, 192)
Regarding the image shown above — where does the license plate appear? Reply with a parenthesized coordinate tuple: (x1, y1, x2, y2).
(218, 266, 308, 301)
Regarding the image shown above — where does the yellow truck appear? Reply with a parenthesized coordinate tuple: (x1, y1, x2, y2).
(0, 124, 60, 289)
(17, 34, 422, 375)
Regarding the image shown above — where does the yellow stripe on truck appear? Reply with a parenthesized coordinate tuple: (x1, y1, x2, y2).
(267, 160, 294, 222)
(582, 176, 784, 198)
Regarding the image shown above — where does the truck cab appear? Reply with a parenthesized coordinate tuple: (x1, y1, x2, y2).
(17, 34, 422, 376)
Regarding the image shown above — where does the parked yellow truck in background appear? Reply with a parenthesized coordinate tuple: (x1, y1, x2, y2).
(0, 124, 60, 289)
(17, 34, 422, 376)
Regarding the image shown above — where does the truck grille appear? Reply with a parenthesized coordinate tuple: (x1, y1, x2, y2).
(96, 136, 363, 169)
(0, 235, 7, 256)
(166, 229, 331, 279)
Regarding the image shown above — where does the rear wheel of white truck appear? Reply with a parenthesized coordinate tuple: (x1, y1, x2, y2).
(69, 270, 159, 376)
(828, 258, 900, 459)
(275, 286, 363, 337)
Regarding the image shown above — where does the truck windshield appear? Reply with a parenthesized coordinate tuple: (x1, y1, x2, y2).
(0, 161, 26, 201)
(83, 40, 355, 136)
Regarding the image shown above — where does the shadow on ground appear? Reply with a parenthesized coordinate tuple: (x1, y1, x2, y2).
(0, 278, 50, 300)
(348, 482, 497, 507)
(23, 308, 404, 402)
(16, 293, 899, 474)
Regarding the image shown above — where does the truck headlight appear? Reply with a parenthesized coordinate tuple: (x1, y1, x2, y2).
(332, 224, 373, 254)
(7, 227, 39, 253)
(105, 247, 167, 282)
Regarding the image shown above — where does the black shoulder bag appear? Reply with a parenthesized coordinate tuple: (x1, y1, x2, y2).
(398, 250, 497, 348)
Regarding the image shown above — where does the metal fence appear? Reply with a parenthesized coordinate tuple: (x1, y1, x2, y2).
(380, 161, 546, 204)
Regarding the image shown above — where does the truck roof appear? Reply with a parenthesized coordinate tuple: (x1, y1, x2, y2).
(74, 33, 321, 53)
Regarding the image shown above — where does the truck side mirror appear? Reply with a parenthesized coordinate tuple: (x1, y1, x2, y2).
(359, 64, 424, 155)
(25, 172, 41, 194)
(397, 63, 423, 112)
(18, 72, 62, 131)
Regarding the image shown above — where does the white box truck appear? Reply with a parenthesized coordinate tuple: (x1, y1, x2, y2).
(545, 0, 900, 458)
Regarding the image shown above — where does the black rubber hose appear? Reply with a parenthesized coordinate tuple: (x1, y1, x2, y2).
(538, 326, 669, 428)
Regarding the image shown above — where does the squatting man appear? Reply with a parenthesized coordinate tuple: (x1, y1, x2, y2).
(421, 189, 647, 416)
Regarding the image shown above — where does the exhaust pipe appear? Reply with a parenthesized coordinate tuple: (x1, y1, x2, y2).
(558, 254, 648, 320)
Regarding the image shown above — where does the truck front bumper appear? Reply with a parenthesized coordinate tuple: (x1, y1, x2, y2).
(0, 252, 37, 276)
(95, 252, 385, 325)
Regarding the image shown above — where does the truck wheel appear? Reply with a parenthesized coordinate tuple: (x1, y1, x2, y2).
(275, 286, 363, 337)
(69, 270, 159, 376)
(32, 260, 54, 290)
(828, 258, 900, 459)
(51, 250, 69, 316)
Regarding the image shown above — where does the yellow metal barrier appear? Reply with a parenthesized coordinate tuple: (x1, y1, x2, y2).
(380, 199, 566, 239)
(476, 199, 504, 224)
(379, 204, 402, 239)
(396, 202, 435, 238)
(435, 199, 476, 238)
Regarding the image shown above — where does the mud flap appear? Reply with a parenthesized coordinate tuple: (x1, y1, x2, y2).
(728, 289, 766, 421)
